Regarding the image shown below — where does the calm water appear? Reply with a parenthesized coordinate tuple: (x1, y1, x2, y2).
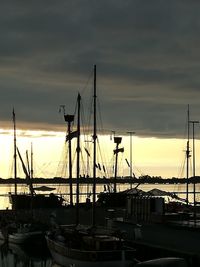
(0, 182, 199, 210)
(0, 182, 199, 266)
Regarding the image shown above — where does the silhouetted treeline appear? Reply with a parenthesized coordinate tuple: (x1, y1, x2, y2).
(0, 175, 199, 184)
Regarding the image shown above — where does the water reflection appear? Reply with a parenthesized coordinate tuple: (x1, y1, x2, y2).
(0, 240, 54, 267)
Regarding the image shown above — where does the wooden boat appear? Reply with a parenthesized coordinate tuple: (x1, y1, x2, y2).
(46, 224, 136, 267)
(46, 65, 136, 266)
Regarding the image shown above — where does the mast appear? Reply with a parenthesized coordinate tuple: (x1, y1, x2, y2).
(76, 93, 81, 225)
(189, 120, 199, 221)
(13, 109, 17, 195)
(64, 114, 75, 206)
(186, 105, 190, 206)
(30, 142, 33, 180)
(92, 64, 97, 227)
(113, 137, 124, 193)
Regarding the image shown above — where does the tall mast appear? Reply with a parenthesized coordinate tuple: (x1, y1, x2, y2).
(189, 120, 199, 221)
(186, 105, 190, 205)
(13, 109, 17, 195)
(64, 114, 75, 206)
(92, 64, 97, 227)
(76, 93, 81, 225)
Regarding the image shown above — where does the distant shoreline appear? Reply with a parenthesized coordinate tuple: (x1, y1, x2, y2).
(0, 176, 198, 185)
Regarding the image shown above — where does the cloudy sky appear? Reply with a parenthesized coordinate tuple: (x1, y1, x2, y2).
(0, 0, 200, 181)
(1, 0, 200, 139)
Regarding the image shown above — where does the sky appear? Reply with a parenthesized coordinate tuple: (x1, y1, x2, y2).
(1, 0, 200, 179)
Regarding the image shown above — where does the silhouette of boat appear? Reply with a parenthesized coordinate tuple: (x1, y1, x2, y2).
(46, 224, 136, 267)
(46, 65, 137, 266)
(9, 110, 65, 210)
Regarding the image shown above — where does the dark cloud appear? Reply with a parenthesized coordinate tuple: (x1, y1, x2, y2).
(0, 0, 200, 138)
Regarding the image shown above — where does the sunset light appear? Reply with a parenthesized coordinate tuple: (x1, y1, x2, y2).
(0, 128, 196, 179)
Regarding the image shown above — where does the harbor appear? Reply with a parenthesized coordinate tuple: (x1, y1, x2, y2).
(0, 200, 200, 266)
(0, 181, 200, 266)
(1, 0, 200, 266)
(0, 90, 198, 266)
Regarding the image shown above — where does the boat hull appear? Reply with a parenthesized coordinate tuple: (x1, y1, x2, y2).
(46, 236, 134, 267)
(0, 231, 43, 244)
(9, 193, 64, 209)
(0, 229, 43, 244)
(8, 231, 42, 244)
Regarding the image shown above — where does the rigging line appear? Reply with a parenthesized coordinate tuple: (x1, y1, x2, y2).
(63, 143, 69, 177)
(96, 138, 108, 178)
(88, 82, 96, 132)
(107, 156, 116, 179)
(79, 69, 93, 96)
(88, 93, 93, 133)
(80, 97, 94, 142)
(96, 97, 104, 131)
(80, 98, 87, 134)
(97, 142, 105, 178)
(133, 165, 146, 177)
(80, 89, 93, 136)
(176, 107, 191, 177)
(69, 97, 79, 133)
(71, 146, 76, 177)
(55, 143, 68, 178)
(100, 144, 111, 171)
(177, 154, 186, 179)
(189, 157, 193, 178)
(183, 108, 188, 140)
(80, 149, 87, 177)
(93, 92, 108, 138)
(120, 152, 125, 177)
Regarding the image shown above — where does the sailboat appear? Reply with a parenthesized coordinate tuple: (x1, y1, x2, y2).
(46, 65, 136, 266)
(0, 110, 62, 245)
(9, 110, 65, 210)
